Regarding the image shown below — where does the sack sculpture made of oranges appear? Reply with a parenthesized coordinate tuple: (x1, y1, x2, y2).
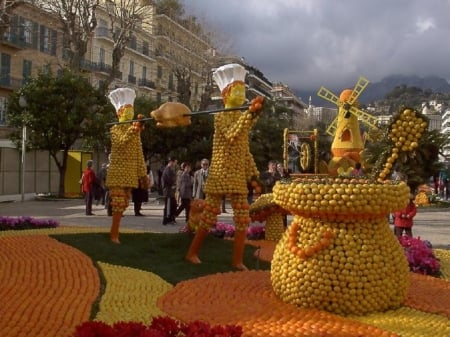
(271, 176, 411, 315)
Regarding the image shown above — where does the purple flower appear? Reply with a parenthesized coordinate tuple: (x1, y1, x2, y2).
(215, 223, 236, 237)
(0, 216, 59, 231)
(398, 236, 441, 276)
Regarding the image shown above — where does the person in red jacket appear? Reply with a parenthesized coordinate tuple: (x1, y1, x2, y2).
(394, 193, 417, 237)
(82, 160, 97, 216)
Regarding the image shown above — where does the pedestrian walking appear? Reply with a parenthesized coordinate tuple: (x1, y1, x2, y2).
(193, 159, 209, 199)
(174, 162, 193, 223)
(96, 162, 108, 205)
(81, 160, 96, 216)
(131, 179, 149, 216)
(162, 157, 178, 225)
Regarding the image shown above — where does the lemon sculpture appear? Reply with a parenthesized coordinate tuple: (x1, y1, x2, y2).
(377, 108, 427, 181)
(271, 177, 411, 315)
(250, 193, 287, 242)
(317, 77, 378, 176)
(269, 80, 428, 317)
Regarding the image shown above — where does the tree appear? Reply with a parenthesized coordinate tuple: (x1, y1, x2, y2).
(154, 0, 184, 17)
(153, 0, 215, 108)
(249, 101, 291, 170)
(134, 96, 312, 172)
(103, 0, 153, 87)
(7, 69, 112, 197)
(376, 85, 450, 114)
(362, 108, 449, 192)
(39, 0, 99, 72)
(134, 95, 213, 166)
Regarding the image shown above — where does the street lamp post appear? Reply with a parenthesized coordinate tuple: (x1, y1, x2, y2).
(18, 95, 27, 202)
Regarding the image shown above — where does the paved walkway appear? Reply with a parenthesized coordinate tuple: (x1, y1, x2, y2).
(1, 196, 449, 249)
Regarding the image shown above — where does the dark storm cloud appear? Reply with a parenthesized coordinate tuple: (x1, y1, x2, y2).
(182, 0, 450, 93)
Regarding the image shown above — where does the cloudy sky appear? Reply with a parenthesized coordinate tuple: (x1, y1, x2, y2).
(182, 0, 450, 94)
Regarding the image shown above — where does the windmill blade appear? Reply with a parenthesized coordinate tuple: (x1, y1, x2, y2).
(326, 116, 338, 136)
(317, 86, 340, 106)
(347, 76, 370, 104)
(349, 106, 378, 129)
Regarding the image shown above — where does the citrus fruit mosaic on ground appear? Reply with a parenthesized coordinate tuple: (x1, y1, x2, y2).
(0, 226, 449, 337)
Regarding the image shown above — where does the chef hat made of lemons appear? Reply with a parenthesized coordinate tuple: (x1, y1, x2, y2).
(108, 88, 136, 113)
(212, 63, 248, 94)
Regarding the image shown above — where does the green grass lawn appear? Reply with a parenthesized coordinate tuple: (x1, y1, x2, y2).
(52, 232, 271, 285)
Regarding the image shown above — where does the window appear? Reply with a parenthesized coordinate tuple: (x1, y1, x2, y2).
(99, 48, 105, 65)
(0, 53, 11, 86)
(8, 16, 37, 48)
(142, 66, 147, 80)
(129, 60, 134, 75)
(42, 64, 50, 75)
(128, 60, 136, 84)
(97, 19, 109, 38)
(157, 66, 162, 79)
(142, 41, 149, 56)
(23, 60, 32, 83)
(128, 35, 137, 50)
(0, 97, 6, 125)
(22, 18, 33, 44)
(40, 26, 57, 55)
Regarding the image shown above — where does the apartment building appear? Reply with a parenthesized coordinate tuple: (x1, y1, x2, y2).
(0, 1, 215, 199)
(0, 2, 63, 129)
(84, 3, 159, 97)
(0, 1, 308, 201)
(272, 82, 307, 116)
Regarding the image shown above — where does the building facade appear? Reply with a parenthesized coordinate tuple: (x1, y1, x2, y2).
(0, 1, 305, 200)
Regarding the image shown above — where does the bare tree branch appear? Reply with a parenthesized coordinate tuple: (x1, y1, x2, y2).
(104, 0, 153, 86)
(40, 0, 99, 72)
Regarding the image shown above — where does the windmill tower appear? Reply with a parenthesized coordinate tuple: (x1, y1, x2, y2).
(317, 76, 378, 176)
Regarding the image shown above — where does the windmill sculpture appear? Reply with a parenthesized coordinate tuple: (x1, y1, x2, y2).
(317, 76, 378, 176)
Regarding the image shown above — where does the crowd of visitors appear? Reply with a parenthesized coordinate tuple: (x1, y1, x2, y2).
(80, 157, 296, 225)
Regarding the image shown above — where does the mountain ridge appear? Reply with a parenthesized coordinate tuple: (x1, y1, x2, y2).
(297, 75, 450, 106)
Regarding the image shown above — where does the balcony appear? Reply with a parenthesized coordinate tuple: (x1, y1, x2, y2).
(0, 76, 25, 90)
(114, 70, 123, 81)
(95, 62, 113, 73)
(128, 75, 137, 84)
(80, 59, 99, 72)
(138, 79, 156, 89)
(126, 43, 156, 60)
(1, 34, 30, 49)
(96, 27, 112, 40)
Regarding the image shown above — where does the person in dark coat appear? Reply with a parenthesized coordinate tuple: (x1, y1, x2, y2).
(260, 160, 281, 193)
(96, 162, 108, 205)
(162, 157, 178, 225)
(131, 185, 148, 216)
(175, 162, 193, 223)
(131, 166, 151, 216)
